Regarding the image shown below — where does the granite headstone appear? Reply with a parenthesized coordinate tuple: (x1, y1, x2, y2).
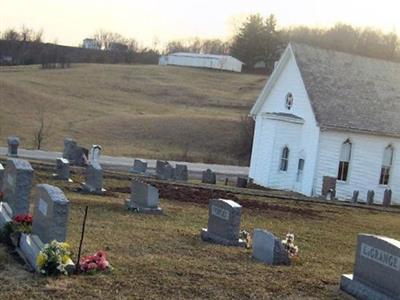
(202, 169, 216, 184)
(131, 159, 148, 174)
(7, 136, 20, 157)
(383, 189, 392, 207)
(125, 180, 162, 214)
(174, 164, 188, 181)
(252, 229, 291, 265)
(55, 158, 71, 181)
(82, 162, 105, 194)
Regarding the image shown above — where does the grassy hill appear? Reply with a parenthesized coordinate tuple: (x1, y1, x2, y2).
(0, 64, 266, 165)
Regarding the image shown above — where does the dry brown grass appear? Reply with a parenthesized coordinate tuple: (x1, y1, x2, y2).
(1, 168, 399, 299)
(0, 64, 266, 165)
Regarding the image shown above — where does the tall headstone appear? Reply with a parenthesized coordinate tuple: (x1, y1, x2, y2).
(340, 234, 400, 300)
(201, 199, 246, 247)
(2, 159, 33, 217)
(236, 177, 248, 188)
(383, 189, 392, 207)
(82, 162, 105, 194)
(7, 136, 20, 157)
(131, 159, 148, 174)
(202, 169, 216, 184)
(89, 144, 102, 163)
(174, 164, 188, 181)
(322, 176, 336, 198)
(367, 190, 375, 205)
(0, 163, 4, 192)
(125, 180, 162, 214)
(252, 229, 291, 266)
(20, 184, 71, 272)
(351, 191, 359, 204)
(31, 184, 70, 243)
(55, 158, 71, 181)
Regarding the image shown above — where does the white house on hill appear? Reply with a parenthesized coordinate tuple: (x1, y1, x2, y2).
(159, 53, 244, 72)
(249, 43, 400, 204)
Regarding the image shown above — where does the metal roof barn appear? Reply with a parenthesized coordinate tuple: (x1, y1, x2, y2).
(159, 53, 244, 72)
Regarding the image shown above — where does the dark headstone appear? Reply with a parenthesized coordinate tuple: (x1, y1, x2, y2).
(131, 159, 148, 174)
(156, 160, 173, 180)
(201, 199, 246, 247)
(351, 191, 359, 204)
(2, 159, 33, 217)
(55, 158, 70, 181)
(174, 164, 188, 181)
(322, 176, 336, 198)
(7, 136, 20, 157)
(32, 184, 70, 243)
(252, 229, 291, 265)
(62, 138, 88, 167)
(340, 234, 400, 299)
(383, 189, 392, 207)
(202, 169, 216, 184)
(125, 180, 162, 214)
(236, 177, 248, 188)
(367, 190, 375, 205)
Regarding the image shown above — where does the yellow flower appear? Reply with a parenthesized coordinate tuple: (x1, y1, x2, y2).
(36, 253, 47, 267)
(60, 242, 70, 251)
(61, 255, 71, 264)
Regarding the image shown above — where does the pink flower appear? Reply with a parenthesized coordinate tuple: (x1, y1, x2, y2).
(87, 262, 97, 270)
(97, 260, 109, 270)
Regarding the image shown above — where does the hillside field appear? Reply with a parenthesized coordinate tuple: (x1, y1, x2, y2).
(0, 64, 266, 165)
(1, 165, 400, 299)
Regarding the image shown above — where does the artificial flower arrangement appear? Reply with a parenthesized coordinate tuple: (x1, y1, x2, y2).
(2, 214, 33, 245)
(36, 240, 75, 276)
(79, 250, 113, 274)
(281, 233, 299, 257)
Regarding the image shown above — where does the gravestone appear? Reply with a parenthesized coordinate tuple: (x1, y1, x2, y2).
(322, 176, 336, 198)
(252, 229, 291, 265)
(54, 158, 71, 181)
(131, 159, 148, 174)
(351, 191, 359, 204)
(236, 177, 248, 188)
(201, 199, 246, 247)
(202, 169, 216, 184)
(367, 190, 375, 205)
(125, 180, 162, 214)
(1, 159, 33, 217)
(7, 136, 20, 157)
(383, 189, 392, 207)
(89, 144, 102, 163)
(20, 184, 70, 272)
(0, 163, 4, 192)
(340, 234, 400, 299)
(82, 162, 105, 194)
(156, 160, 173, 180)
(32, 184, 70, 243)
(174, 164, 188, 181)
(62, 138, 88, 167)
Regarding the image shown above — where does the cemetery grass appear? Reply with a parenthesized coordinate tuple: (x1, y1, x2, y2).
(0, 64, 265, 165)
(4, 170, 400, 299)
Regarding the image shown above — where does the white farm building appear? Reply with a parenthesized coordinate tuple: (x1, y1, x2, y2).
(249, 42, 400, 204)
(159, 53, 244, 72)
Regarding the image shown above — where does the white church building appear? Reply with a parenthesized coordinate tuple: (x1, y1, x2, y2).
(249, 43, 400, 204)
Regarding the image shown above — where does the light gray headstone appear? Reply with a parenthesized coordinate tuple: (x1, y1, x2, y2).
(55, 158, 70, 181)
(82, 162, 104, 194)
(7, 136, 20, 157)
(0, 163, 4, 192)
(383, 189, 392, 207)
(340, 234, 400, 299)
(367, 190, 375, 205)
(202, 169, 216, 184)
(132, 159, 148, 174)
(2, 159, 33, 217)
(252, 229, 291, 265)
(201, 198, 246, 247)
(236, 177, 248, 188)
(32, 184, 70, 243)
(126, 180, 161, 213)
(351, 190, 359, 204)
(174, 164, 188, 181)
(89, 144, 102, 163)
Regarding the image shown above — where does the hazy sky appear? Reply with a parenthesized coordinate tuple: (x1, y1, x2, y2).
(1, 0, 400, 48)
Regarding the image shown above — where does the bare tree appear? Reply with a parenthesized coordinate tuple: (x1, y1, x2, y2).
(33, 106, 52, 150)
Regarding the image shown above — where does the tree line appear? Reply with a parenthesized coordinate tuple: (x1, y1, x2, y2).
(2, 19, 400, 71)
